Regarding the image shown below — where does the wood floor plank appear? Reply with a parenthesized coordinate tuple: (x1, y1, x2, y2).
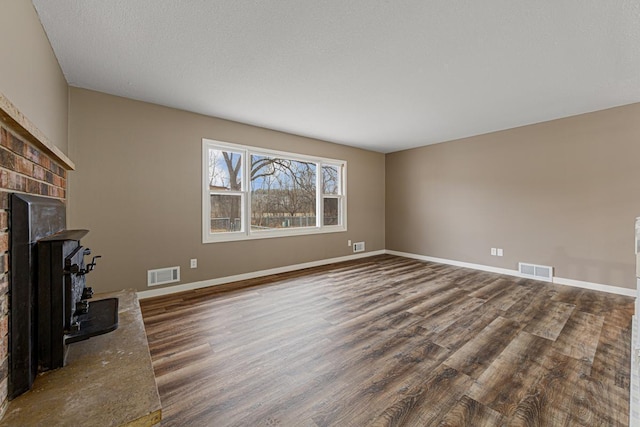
(432, 304, 501, 351)
(367, 365, 474, 427)
(552, 310, 605, 363)
(523, 300, 575, 341)
(503, 285, 559, 323)
(507, 349, 590, 426)
(419, 296, 485, 334)
(591, 318, 632, 389)
(443, 316, 523, 379)
(565, 376, 630, 426)
(438, 395, 505, 427)
(140, 254, 634, 426)
(309, 341, 451, 426)
(469, 277, 513, 300)
(151, 343, 213, 376)
(484, 284, 534, 312)
(466, 331, 554, 417)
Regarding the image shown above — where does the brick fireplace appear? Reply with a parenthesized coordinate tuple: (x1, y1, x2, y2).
(0, 94, 73, 417)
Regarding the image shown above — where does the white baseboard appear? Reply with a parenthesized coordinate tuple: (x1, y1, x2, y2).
(552, 276, 635, 297)
(385, 250, 522, 278)
(385, 250, 636, 297)
(138, 248, 635, 299)
(631, 313, 640, 426)
(137, 250, 386, 299)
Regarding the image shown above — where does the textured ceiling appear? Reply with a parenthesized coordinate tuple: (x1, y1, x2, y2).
(32, 1, 640, 153)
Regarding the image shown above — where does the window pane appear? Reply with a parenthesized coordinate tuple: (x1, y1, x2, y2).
(323, 197, 339, 226)
(250, 155, 316, 230)
(210, 194, 242, 233)
(322, 165, 340, 195)
(208, 148, 243, 191)
(203, 139, 346, 243)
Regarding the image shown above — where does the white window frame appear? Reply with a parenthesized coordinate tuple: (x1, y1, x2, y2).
(202, 139, 347, 243)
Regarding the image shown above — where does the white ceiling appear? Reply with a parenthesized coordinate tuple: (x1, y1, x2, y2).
(32, 1, 640, 153)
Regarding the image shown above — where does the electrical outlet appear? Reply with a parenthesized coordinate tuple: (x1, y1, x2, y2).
(497, 248, 503, 257)
(491, 248, 497, 256)
(348, 239, 352, 247)
(190, 259, 197, 268)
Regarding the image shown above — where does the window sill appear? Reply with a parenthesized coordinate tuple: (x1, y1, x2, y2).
(203, 225, 347, 244)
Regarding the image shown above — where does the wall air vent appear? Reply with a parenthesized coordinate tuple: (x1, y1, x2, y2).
(148, 266, 180, 286)
(518, 262, 553, 282)
(353, 242, 365, 253)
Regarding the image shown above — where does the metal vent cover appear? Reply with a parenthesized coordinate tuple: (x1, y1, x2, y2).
(353, 242, 365, 253)
(148, 266, 180, 286)
(518, 262, 553, 282)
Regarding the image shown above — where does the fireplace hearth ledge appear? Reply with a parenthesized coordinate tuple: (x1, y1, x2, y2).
(0, 290, 161, 426)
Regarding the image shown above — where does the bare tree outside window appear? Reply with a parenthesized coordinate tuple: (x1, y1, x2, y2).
(322, 165, 339, 195)
(204, 140, 346, 241)
(208, 149, 243, 232)
(322, 165, 340, 226)
(251, 155, 316, 230)
(208, 149, 242, 190)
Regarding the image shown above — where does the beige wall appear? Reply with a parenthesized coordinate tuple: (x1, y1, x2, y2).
(0, 1, 68, 153)
(386, 103, 640, 290)
(68, 88, 385, 293)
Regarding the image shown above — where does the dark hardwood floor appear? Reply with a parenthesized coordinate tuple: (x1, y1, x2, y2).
(140, 255, 634, 426)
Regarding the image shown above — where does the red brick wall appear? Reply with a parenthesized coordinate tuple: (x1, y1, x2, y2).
(0, 122, 67, 415)
(0, 127, 66, 198)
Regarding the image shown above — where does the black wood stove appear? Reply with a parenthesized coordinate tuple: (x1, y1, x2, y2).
(37, 230, 118, 370)
(9, 194, 118, 399)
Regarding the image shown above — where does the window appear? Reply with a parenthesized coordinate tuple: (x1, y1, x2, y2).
(203, 139, 346, 243)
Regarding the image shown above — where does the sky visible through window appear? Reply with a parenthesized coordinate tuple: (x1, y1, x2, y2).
(204, 142, 345, 241)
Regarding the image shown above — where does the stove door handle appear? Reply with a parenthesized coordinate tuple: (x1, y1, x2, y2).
(86, 255, 102, 272)
(66, 263, 89, 276)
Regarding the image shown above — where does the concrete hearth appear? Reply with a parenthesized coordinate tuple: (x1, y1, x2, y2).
(0, 290, 161, 426)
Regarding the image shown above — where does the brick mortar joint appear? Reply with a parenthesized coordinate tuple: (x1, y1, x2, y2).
(0, 145, 67, 179)
(0, 167, 67, 190)
(0, 127, 67, 178)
